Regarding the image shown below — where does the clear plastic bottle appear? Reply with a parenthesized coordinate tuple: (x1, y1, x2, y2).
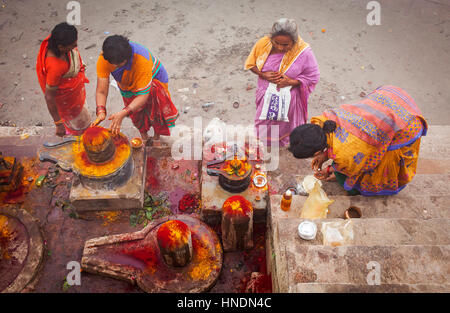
(281, 190, 292, 211)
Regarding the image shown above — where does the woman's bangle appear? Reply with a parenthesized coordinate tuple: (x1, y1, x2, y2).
(123, 106, 132, 116)
(96, 105, 106, 115)
(326, 165, 332, 175)
(54, 119, 64, 125)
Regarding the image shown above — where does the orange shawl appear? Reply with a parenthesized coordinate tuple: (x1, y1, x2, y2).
(244, 36, 309, 74)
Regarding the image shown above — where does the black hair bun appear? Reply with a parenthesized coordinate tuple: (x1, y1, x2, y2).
(288, 123, 327, 159)
(322, 120, 337, 134)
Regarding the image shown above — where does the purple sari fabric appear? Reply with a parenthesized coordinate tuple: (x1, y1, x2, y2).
(255, 47, 320, 146)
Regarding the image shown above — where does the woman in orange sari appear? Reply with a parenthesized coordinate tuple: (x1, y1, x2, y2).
(93, 35, 178, 146)
(288, 86, 427, 196)
(36, 22, 90, 136)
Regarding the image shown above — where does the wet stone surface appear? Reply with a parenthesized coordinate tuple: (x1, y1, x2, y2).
(0, 142, 271, 293)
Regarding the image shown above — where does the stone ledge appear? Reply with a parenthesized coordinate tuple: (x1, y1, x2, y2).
(276, 218, 450, 246)
(282, 245, 449, 287)
(292, 282, 450, 293)
(269, 194, 450, 220)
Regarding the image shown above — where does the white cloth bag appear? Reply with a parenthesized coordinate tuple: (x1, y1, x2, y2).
(259, 83, 292, 122)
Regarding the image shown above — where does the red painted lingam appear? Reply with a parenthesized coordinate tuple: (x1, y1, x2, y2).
(222, 195, 254, 251)
(81, 214, 223, 293)
(157, 220, 193, 267)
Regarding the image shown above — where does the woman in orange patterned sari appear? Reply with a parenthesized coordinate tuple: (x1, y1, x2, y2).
(36, 22, 90, 136)
(288, 86, 427, 196)
(93, 35, 178, 146)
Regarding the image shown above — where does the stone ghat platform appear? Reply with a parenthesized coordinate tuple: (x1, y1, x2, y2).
(1, 125, 449, 293)
(0, 126, 268, 293)
(266, 125, 450, 293)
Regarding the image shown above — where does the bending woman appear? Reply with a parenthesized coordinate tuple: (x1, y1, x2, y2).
(245, 18, 320, 147)
(93, 35, 178, 146)
(36, 22, 90, 136)
(288, 85, 428, 196)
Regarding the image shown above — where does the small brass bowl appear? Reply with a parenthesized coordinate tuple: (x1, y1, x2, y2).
(131, 137, 143, 149)
(344, 206, 362, 219)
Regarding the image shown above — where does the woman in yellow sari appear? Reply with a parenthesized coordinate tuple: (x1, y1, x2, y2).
(288, 86, 427, 196)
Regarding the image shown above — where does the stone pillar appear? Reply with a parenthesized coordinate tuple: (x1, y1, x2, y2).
(157, 220, 193, 267)
(222, 195, 253, 251)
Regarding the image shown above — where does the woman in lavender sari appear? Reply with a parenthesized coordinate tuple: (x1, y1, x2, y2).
(245, 18, 320, 147)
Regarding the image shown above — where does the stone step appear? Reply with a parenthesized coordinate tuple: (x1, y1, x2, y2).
(270, 194, 450, 220)
(276, 218, 450, 246)
(291, 283, 450, 293)
(308, 172, 450, 197)
(419, 125, 450, 160)
(278, 244, 449, 290)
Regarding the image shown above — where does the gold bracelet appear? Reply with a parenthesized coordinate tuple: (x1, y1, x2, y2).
(54, 119, 64, 125)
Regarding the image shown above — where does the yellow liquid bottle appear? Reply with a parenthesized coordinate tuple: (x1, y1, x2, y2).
(281, 190, 292, 211)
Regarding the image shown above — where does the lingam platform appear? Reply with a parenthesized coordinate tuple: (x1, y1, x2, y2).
(37, 126, 145, 211)
(201, 142, 269, 225)
(81, 214, 222, 293)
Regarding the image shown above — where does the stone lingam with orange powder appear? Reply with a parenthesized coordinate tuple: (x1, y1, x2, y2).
(80, 214, 223, 293)
(38, 126, 146, 211)
(222, 195, 253, 252)
(157, 220, 193, 267)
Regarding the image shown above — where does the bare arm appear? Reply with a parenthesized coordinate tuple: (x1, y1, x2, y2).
(92, 77, 109, 126)
(44, 87, 65, 137)
(109, 92, 150, 136)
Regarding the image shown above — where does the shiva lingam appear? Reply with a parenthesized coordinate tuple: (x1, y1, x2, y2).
(0, 152, 24, 193)
(201, 142, 269, 226)
(207, 144, 253, 193)
(81, 214, 223, 293)
(38, 126, 145, 211)
(221, 195, 253, 251)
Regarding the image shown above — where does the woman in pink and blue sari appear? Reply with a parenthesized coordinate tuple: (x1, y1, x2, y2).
(245, 18, 320, 147)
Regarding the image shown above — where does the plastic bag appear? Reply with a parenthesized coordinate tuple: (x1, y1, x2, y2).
(321, 220, 354, 246)
(299, 181, 333, 219)
(259, 83, 291, 122)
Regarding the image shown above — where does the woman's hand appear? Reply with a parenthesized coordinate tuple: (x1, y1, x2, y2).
(108, 110, 127, 136)
(276, 74, 300, 88)
(314, 169, 336, 181)
(311, 150, 328, 172)
(91, 111, 106, 127)
(55, 123, 66, 137)
(260, 71, 282, 84)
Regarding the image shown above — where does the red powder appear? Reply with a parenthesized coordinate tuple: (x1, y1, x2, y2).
(145, 157, 159, 189)
(178, 194, 200, 212)
(113, 135, 128, 146)
(222, 195, 252, 217)
(82, 126, 109, 146)
(3, 185, 25, 203)
(157, 220, 190, 250)
(122, 245, 159, 273)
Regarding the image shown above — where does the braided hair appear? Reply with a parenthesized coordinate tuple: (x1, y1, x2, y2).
(288, 120, 337, 159)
